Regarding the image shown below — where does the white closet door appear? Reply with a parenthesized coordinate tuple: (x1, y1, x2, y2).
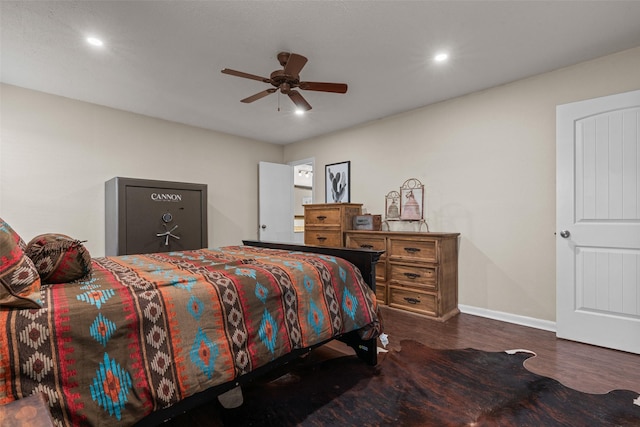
(556, 89, 640, 354)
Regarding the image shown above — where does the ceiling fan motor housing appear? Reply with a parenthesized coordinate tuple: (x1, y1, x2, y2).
(270, 70, 298, 93)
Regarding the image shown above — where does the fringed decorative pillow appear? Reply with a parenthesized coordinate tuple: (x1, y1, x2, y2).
(25, 233, 92, 284)
(0, 218, 42, 308)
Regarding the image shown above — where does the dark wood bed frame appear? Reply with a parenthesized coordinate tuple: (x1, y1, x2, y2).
(135, 240, 384, 426)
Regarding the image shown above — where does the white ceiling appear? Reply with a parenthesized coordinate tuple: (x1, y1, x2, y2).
(2, 1, 640, 145)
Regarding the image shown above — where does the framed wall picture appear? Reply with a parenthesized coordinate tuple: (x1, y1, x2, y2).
(325, 161, 350, 203)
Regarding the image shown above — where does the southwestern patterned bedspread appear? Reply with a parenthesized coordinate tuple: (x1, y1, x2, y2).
(0, 245, 380, 426)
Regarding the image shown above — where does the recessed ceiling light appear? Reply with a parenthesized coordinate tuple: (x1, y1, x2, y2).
(295, 109, 305, 116)
(434, 52, 449, 63)
(86, 37, 104, 47)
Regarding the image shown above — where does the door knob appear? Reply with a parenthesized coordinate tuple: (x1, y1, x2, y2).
(559, 230, 570, 238)
(261, 224, 267, 229)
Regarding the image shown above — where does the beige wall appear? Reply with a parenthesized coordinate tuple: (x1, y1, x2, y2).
(2, 46, 638, 322)
(284, 46, 640, 322)
(0, 84, 284, 256)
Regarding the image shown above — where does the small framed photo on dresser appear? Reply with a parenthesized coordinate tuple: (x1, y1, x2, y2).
(325, 161, 350, 203)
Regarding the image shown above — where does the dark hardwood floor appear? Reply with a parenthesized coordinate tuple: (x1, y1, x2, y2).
(361, 306, 640, 395)
(164, 305, 639, 426)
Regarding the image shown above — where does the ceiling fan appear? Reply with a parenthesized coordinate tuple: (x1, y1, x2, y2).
(221, 52, 347, 111)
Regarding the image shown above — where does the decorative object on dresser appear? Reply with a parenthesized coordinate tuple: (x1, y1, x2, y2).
(385, 190, 400, 219)
(105, 177, 208, 256)
(353, 214, 382, 231)
(384, 178, 429, 232)
(346, 231, 460, 321)
(399, 178, 424, 220)
(325, 161, 350, 203)
(304, 203, 362, 247)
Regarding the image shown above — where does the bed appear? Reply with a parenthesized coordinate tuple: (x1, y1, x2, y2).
(0, 218, 383, 427)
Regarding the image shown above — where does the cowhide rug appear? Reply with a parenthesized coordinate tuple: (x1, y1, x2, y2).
(174, 340, 640, 426)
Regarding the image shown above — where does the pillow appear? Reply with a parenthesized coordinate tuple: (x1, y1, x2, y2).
(25, 234, 92, 284)
(0, 218, 42, 308)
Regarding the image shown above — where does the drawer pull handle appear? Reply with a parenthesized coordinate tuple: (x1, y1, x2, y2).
(360, 244, 374, 249)
(316, 236, 327, 241)
(404, 272, 421, 279)
(404, 297, 420, 304)
(404, 247, 421, 254)
(316, 215, 327, 220)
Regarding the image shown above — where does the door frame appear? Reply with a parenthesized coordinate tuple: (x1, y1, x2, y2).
(289, 158, 315, 243)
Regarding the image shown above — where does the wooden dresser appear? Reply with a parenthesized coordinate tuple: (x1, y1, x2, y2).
(345, 231, 460, 321)
(304, 203, 362, 247)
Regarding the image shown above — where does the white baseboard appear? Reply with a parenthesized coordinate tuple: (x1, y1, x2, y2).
(458, 304, 556, 333)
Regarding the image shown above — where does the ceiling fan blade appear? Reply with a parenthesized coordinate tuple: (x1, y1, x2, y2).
(299, 81, 348, 93)
(288, 90, 312, 111)
(283, 53, 308, 76)
(221, 68, 270, 83)
(241, 88, 277, 103)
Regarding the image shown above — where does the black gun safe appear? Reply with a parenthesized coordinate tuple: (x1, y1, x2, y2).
(105, 177, 208, 256)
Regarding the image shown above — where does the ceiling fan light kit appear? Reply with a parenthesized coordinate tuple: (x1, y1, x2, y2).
(221, 52, 347, 111)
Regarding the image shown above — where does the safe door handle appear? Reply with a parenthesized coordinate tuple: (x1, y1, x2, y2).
(156, 225, 180, 246)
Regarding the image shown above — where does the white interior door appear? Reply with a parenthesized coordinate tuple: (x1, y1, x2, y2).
(556, 89, 640, 354)
(258, 161, 294, 243)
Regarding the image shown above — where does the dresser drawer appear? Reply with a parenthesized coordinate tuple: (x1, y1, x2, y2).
(346, 234, 387, 252)
(376, 262, 386, 282)
(389, 238, 437, 262)
(376, 282, 387, 304)
(304, 208, 341, 226)
(389, 285, 436, 316)
(389, 262, 437, 290)
(304, 229, 343, 247)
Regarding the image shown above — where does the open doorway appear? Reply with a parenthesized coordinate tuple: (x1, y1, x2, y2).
(290, 159, 314, 243)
